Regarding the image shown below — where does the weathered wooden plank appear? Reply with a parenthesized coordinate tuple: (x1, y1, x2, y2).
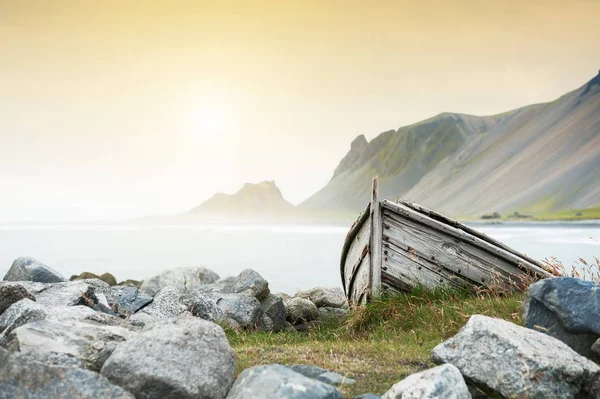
(383, 237, 473, 291)
(383, 209, 535, 289)
(340, 203, 371, 296)
(343, 218, 371, 294)
(398, 200, 545, 269)
(370, 177, 383, 298)
(350, 252, 371, 305)
(381, 200, 550, 279)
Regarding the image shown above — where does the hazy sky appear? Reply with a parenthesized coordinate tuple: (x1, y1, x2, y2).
(1, 0, 599, 222)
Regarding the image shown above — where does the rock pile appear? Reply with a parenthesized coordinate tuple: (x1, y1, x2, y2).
(0, 256, 353, 397)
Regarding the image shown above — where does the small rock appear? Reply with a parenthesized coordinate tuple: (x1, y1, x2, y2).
(288, 364, 328, 379)
(225, 364, 344, 399)
(101, 317, 235, 399)
(71, 272, 118, 286)
(108, 286, 153, 316)
(593, 338, 600, 358)
(210, 292, 263, 328)
(3, 257, 66, 283)
(382, 364, 469, 399)
(0, 284, 35, 316)
(117, 279, 143, 288)
(354, 394, 381, 399)
(140, 286, 187, 320)
(181, 292, 225, 322)
(316, 307, 348, 320)
(296, 287, 347, 308)
(140, 267, 220, 296)
(317, 371, 356, 386)
(230, 269, 270, 300)
(286, 297, 317, 325)
(432, 314, 600, 398)
(523, 276, 600, 359)
(281, 321, 296, 332)
(260, 294, 286, 332)
(0, 347, 134, 398)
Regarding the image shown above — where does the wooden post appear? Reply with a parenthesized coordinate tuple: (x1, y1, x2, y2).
(370, 176, 383, 299)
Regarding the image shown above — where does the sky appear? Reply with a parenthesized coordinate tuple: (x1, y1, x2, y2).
(1, 0, 599, 222)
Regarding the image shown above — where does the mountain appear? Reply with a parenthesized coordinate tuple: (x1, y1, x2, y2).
(301, 73, 600, 218)
(183, 181, 298, 222)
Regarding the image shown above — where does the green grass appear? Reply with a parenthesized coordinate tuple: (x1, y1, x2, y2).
(530, 206, 600, 221)
(226, 288, 524, 397)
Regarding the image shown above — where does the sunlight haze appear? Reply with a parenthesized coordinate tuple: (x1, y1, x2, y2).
(1, 0, 599, 222)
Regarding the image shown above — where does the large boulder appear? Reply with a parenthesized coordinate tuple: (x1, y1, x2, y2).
(0, 283, 35, 316)
(5, 318, 138, 371)
(209, 292, 263, 329)
(260, 294, 286, 332)
(316, 307, 348, 321)
(101, 317, 235, 399)
(523, 277, 600, 359)
(432, 315, 600, 398)
(140, 267, 220, 296)
(5, 279, 109, 308)
(295, 287, 347, 309)
(286, 297, 317, 325)
(0, 347, 134, 398)
(3, 257, 67, 283)
(0, 299, 97, 346)
(139, 286, 187, 320)
(225, 364, 344, 399)
(382, 364, 470, 399)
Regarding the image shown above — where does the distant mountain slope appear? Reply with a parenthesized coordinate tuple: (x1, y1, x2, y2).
(182, 181, 299, 222)
(301, 73, 600, 218)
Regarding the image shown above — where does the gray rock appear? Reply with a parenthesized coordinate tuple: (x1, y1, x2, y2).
(225, 364, 344, 399)
(523, 277, 600, 359)
(17, 350, 87, 369)
(0, 283, 35, 316)
(0, 299, 97, 346)
(3, 257, 67, 283)
(260, 294, 286, 332)
(593, 338, 600, 359)
(140, 286, 187, 320)
(316, 307, 349, 320)
(108, 286, 153, 316)
(354, 394, 381, 399)
(296, 287, 347, 308)
(101, 317, 235, 399)
(288, 364, 328, 379)
(432, 314, 600, 399)
(382, 364, 470, 399)
(257, 313, 274, 332)
(286, 297, 317, 325)
(7, 279, 101, 308)
(229, 269, 270, 300)
(5, 318, 138, 371)
(0, 347, 134, 398)
(181, 292, 225, 322)
(140, 267, 220, 296)
(317, 371, 356, 386)
(210, 292, 263, 328)
(282, 321, 296, 332)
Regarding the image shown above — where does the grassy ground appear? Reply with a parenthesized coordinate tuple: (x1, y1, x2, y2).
(225, 288, 524, 397)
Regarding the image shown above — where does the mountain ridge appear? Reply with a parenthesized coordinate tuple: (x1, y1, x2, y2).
(300, 72, 600, 218)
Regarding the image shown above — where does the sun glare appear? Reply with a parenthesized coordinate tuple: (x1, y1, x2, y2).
(180, 102, 228, 139)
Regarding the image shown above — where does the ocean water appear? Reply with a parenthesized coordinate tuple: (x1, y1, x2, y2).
(0, 222, 598, 294)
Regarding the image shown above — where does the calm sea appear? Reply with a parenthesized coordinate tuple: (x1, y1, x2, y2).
(0, 222, 598, 294)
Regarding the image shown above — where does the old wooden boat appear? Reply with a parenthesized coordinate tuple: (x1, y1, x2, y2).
(341, 177, 552, 304)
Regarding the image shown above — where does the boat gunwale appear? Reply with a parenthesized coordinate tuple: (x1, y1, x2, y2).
(340, 202, 371, 296)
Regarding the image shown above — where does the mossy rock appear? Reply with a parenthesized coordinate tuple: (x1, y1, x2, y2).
(70, 271, 118, 286)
